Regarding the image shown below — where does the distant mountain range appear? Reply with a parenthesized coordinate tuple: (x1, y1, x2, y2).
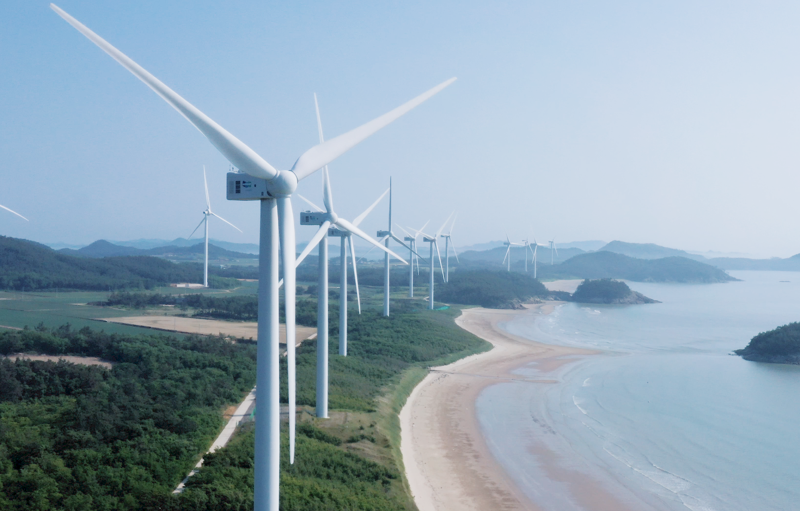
(58, 240, 257, 260)
(47, 237, 260, 254)
(598, 240, 707, 261)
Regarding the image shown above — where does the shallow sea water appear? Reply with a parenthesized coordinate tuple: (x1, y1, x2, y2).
(476, 271, 800, 511)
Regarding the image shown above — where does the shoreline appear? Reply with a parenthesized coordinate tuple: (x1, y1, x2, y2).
(400, 303, 638, 511)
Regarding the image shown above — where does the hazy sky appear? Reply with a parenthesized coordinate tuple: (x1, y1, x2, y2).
(2, 1, 800, 257)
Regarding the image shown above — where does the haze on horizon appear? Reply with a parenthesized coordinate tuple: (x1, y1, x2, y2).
(2, 0, 800, 258)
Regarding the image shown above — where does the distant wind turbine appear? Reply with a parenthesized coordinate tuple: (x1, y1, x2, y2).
(397, 221, 428, 297)
(188, 167, 242, 287)
(412, 217, 449, 310)
(439, 212, 458, 282)
(549, 238, 558, 264)
(502, 235, 523, 271)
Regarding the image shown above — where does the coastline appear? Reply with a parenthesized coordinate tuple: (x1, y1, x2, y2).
(400, 304, 639, 511)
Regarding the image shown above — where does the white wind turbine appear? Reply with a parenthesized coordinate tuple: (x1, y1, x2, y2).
(52, 6, 454, 511)
(295, 94, 396, 418)
(439, 212, 458, 283)
(412, 217, 449, 310)
(397, 221, 428, 297)
(375, 179, 420, 317)
(0, 204, 28, 223)
(188, 167, 242, 287)
(528, 238, 540, 278)
(502, 235, 523, 271)
(549, 238, 558, 264)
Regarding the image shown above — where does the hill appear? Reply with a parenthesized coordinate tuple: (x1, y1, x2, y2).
(0, 236, 233, 290)
(436, 270, 552, 308)
(735, 322, 800, 364)
(537, 251, 736, 283)
(570, 279, 657, 304)
(59, 239, 257, 260)
(707, 254, 800, 271)
(599, 241, 706, 261)
(459, 245, 585, 266)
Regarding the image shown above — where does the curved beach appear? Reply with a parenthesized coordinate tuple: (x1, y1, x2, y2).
(400, 304, 638, 511)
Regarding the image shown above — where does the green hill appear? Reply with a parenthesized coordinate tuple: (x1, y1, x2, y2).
(735, 322, 800, 364)
(538, 251, 736, 283)
(436, 270, 552, 308)
(59, 239, 257, 260)
(0, 236, 233, 290)
(570, 279, 658, 304)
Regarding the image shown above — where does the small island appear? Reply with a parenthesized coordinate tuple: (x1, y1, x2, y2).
(570, 279, 658, 304)
(735, 322, 800, 365)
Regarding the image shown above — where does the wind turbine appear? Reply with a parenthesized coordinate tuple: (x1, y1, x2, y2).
(397, 221, 428, 297)
(52, 6, 454, 511)
(528, 239, 540, 278)
(375, 179, 419, 317)
(549, 238, 558, 264)
(0, 204, 28, 222)
(295, 94, 395, 418)
(439, 212, 458, 282)
(502, 236, 523, 272)
(188, 166, 242, 287)
(412, 217, 449, 310)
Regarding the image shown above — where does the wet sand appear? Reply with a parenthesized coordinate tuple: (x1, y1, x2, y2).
(400, 305, 639, 511)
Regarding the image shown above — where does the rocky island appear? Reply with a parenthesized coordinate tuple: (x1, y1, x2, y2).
(570, 278, 658, 304)
(735, 322, 800, 365)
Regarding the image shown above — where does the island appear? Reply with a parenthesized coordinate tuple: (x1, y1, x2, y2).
(735, 322, 800, 365)
(570, 278, 658, 304)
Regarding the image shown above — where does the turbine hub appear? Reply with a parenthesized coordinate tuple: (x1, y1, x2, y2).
(267, 170, 298, 197)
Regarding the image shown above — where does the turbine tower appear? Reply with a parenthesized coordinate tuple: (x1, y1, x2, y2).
(549, 238, 558, 264)
(397, 221, 428, 297)
(375, 179, 417, 317)
(502, 236, 523, 271)
(188, 166, 242, 287)
(439, 212, 458, 282)
(52, 6, 454, 510)
(0, 203, 28, 222)
(529, 239, 539, 278)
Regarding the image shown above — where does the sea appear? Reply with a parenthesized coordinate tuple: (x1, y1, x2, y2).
(476, 271, 800, 511)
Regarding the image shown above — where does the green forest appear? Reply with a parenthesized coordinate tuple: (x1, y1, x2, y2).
(735, 322, 800, 364)
(435, 270, 550, 308)
(0, 325, 257, 509)
(571, 279, 630, 302)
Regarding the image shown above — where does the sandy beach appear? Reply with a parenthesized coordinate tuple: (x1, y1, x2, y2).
(400, 304, 639, 511)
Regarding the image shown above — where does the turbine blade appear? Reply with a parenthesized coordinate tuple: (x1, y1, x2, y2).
(189, 216, 205, 239)
(295, 221, 331, 267)
(336, 218, 407, 264)
(352, 188, 389, 227)
(435, 240, 444, 280)
(452, 242, 459, 263)
(51, 4, 277, 181)
(448, 212, 458, 236)
(322, 167, 334, 214)
(314, 93, 325, 144)
(502, 245, 511, 263)
(203, 165, 210, 209)
(290, 78, 457, 180)
(296, 194, 324, 213)
(436, 211, 454, 237)
(277, 198, 297, 464)
(0, 204, 28, 221)
(356, 235, 388, 263)
(349, 236, 361, 314)
(210, 212, 243, 233)
(391, 234, 424, 259)
(396, 223, 414, 238)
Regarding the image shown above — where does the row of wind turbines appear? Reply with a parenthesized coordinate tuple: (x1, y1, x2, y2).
(50, 4, 457, 511)
(503, 237, 558, 277)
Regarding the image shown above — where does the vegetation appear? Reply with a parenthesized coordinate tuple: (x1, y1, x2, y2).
(436, 270, 549, 308)
(735, 322, 800, 364)
(0, 236, 237, 290)
(570, 279, 657, 304)
(0, 325, 257, 509)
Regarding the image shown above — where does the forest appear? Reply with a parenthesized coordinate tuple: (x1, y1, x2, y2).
(735, 322, 800, 364)
(435, 270, 550, 308)
(0, 325, 257, 509)
(0, 236, 236, 290)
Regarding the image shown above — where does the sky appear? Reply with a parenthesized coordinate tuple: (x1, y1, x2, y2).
(2, 0, 800, 258)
